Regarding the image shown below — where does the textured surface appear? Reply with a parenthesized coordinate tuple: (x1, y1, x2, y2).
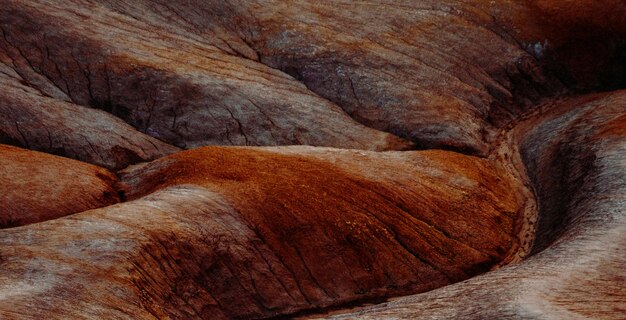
(0, 145, 119, 228)
(323, 91, 626, 320)
(0, 147, 526, 319)
(0, 69, 180, 170)
(0, 0, 624, 319)
(0, 0, 411, 153)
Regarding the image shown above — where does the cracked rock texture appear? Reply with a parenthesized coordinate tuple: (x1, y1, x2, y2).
(0, 146, 527, 319)
(0, 0, 624, 319)
(324, 91, 626, 320)
(0, 68, 180, 170)
(0, 0, 411, 153)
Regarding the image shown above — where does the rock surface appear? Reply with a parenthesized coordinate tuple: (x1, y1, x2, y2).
(85, 0, 622, 153)
(322, 91, 626, 320)
(0, 146, 526, 319)
(0, 145, 119, 228)
(0, 0, 624, 319)
(4, 1, 623, 156)
(0, 0, 411, 153)
(0, 68, 180, 170)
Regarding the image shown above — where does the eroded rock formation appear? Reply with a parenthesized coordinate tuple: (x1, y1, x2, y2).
(0, 145, 119, 227)
(0, 0, 411, 154)
(0, 146, 529, 319)
(0, 0, 624, 319)
(325, 90, 626, 320)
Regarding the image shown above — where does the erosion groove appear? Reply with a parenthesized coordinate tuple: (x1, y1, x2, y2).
(0, 1, 624, 319)
(323, 90, 626, 320)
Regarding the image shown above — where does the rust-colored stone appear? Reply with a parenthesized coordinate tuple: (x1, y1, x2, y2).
(0, 0, 624, 319)
(0, 145, 119, 228)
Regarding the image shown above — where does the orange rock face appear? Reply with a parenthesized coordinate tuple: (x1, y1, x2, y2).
(118, 147, 524, 317)
(0, 145, 119, 227)
(0, 0, 624, 319)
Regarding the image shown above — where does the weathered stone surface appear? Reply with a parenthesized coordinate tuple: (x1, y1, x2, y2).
(5, 1, 623, 156)
(0, 0, 411, 152)
(324, 91, 626, 320)
(0, 146, 526, 319)
(0, 69, 180, 170)
(0, 145, 119, 228)
(0, 0, 624, 319)
(87, 0, 623, 154)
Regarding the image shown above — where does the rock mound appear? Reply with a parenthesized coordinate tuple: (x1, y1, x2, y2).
(0, 145, 119, 227)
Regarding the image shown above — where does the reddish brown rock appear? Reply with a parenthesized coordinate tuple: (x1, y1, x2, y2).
(3, 1, 623, 156)
(324, 91, 626, 320)
(0, 144, 119, 228)
(0, 0, 624, 319)
(0, 146, 526, 319)
(3, 0, 620, 157)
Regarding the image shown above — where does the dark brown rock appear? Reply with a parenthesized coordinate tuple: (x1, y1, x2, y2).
(0, 68, 180, 170)
(0, 0, 412, 152)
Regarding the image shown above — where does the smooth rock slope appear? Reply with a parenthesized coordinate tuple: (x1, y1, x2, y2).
(0, 145, 119, 228)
